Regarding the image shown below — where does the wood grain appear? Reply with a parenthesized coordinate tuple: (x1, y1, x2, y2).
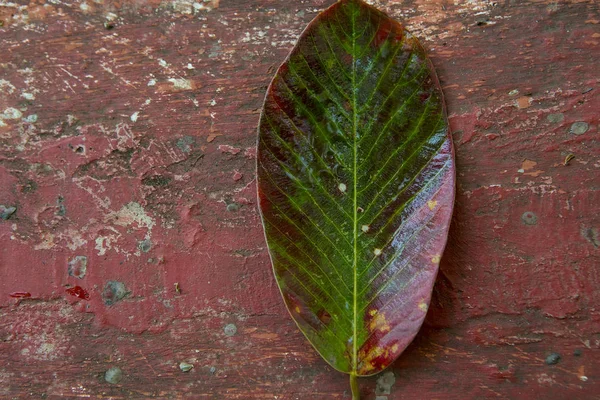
(0, 0, 598, 398)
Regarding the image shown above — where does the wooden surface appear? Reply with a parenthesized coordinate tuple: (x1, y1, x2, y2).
(0, 0, 598, 398)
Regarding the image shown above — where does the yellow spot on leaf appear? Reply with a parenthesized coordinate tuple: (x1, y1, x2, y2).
(369, 311, 391, 333)
(418, 301, 428, 312)
(431, 255, 441, 264)
(294, 306, 301, 313)
(361, 225, 370, 233)
(338, 183, 347, 193)
(374, 248, 382, 256)
(369, 309, 377, 316)
(391, 344, 399, 353)
(427, 200, 437, 210)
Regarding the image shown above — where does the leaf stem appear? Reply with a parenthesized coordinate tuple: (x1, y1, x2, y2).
(350, 373, 360, 400)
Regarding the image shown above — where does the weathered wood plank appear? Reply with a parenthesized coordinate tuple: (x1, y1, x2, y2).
(0, 0, 598, 398)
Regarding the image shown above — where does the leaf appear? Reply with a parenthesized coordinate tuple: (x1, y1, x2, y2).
(256, 0, 455, 390)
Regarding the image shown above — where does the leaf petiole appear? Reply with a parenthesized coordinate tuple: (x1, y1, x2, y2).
(350, 373, 360, 400)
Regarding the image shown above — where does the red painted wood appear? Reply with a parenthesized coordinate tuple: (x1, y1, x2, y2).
(0, 0, 598, 398)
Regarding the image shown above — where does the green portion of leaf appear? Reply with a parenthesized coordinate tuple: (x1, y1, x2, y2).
(258, 0, 455, 376)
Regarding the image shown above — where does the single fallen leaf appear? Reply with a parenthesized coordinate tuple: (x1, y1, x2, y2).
(256, 0, 455, 397)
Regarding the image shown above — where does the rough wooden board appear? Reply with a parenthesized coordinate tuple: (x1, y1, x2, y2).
(0, 0, 598, 399)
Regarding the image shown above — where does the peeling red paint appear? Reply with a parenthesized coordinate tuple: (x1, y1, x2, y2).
(65, 286, 90, 301)
(0, 0, 598, 398)
(9, 292, 31, 299)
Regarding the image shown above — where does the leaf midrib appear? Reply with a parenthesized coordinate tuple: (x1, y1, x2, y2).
(351, 5, 359, 376)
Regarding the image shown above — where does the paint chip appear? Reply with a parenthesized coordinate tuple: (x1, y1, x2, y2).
(168, 78, 193, 90)
(2, 107, 22, 120)
(130, 111, 140, 122)
(427, 200, 437, 210)
(179, 362, 194, 372)
(516, 96, 532, 109)
(338, 183, 347, 193)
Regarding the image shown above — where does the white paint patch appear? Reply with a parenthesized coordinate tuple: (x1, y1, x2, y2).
(24, 114, 38, 123)
(108, 202, 155, 233)
(95, 234, 118, 256)
(0, 80, 16, 94)
(2, 108, 23, 120)
(158, 59, 168, 68)
(375, 371, 396, 398)
(34, 233, 55, 250)
(186, 63, 195, 69)
(148, 79, 157, 86)
(64, 229, 87, 251)
(168, 78, 193, 90)
(130, 111, 140, 122)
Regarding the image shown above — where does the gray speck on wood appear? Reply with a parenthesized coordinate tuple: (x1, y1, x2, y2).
(0, 205, 17, 220)
(375, 371, 396, 396)
(179, 362, 194, 372)
(581, 226, 599, 248)
(138, 239, 152, 253)
(226, 203, 240, 212)
(57, 195, 66, 216)
(223, 323, 237, 337)
(104, 367, 123, 384)
(546, 113, 564, 124)
(102, 281, 129, 305)
(68, 256, 88, 279)
(176, 136, 195, 153)
(545, 353, 561, 365)
(521, 211, 537, 226)
(570, 121, 589, 135)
